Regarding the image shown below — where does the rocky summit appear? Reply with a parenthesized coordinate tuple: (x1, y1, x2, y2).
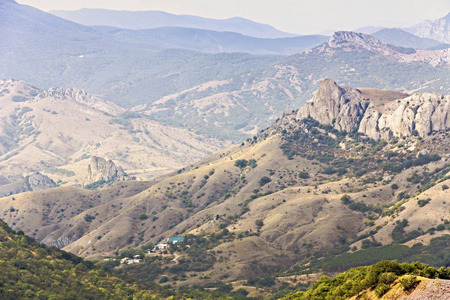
(299, 79, 450, 139)
(266, 78, 450, 140)
(87, 156, 129, 184)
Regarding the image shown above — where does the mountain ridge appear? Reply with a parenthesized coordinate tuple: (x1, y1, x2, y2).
(1, 1, 449, 143)
(50, 8, 298, 39)
(405, 12, 450, 44)
(372, 28, 444, 50)
(1, 80, 448, 287)
(0, 79, 225, 189)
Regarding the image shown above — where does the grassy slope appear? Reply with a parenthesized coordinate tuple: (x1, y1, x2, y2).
(0, 219, 158, 299)
(0, 80, 225, 187)
(282, 260, 450, 300)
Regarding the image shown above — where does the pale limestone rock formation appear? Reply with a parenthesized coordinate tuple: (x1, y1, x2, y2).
(266, 79, 449, 141)
(297, 78, 369, 133)
(87, 156, 128, 183)
(25, 172, 57, 191)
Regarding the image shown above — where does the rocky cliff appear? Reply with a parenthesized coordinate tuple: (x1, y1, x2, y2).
(87, 156, 128, 183)
(0, 172, 57, 197)
(267, 78, 449, 141)
(36, 87, 124, 116)
(312, 31, 450, 66)
(25, 172, 57, 191)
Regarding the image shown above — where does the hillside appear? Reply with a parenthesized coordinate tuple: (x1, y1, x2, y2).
(404, 12, 450, 44)
(108, 26, 328, 55)
(1, 80, 448, 289)
(134, 31, 450, 140)
(1, 1, 449, 142)
(0, 218, 158, 299)
(283, 260, 450, 300)
(372, 28, 443, 49)
(51, 8, 297, 39)
(0, 79, 224, 190)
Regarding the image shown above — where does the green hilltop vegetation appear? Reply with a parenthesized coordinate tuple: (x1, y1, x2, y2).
(283, 260, 450, 300)
(0, 219, 259, 299)
(0, 219, 158, 299)
(1, 215, 449, 300)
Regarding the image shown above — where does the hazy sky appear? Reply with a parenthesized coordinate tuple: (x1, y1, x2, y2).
(16, 0, 450, 34)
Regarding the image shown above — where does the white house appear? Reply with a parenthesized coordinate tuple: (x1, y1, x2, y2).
(120, 256, 142, 264)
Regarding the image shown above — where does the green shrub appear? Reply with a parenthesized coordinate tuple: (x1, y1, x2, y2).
(138, 213, 148, 220)
(84, 214, 95, 222)
(417, 199, 430, 207)
(234, 159, 248, 168)
(399, 275, 419, 291)
(298, 171, 310, 179)
(374, 282, 390, 297)
(255, 219, 264, 227)
(341, 194, 352, 205)
(378, 272, 397, 284)
(259, 176, 271, 186)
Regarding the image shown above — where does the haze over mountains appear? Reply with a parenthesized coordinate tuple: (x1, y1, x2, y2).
(51, 8, 298, 39)
(371, 28, 445, 50)
(1, 0, 449, 143)
(0, 79, 224, 193)
(354, 12, 450, 49)
(405, 12, 450, 44)
(0, 0, 449, 297)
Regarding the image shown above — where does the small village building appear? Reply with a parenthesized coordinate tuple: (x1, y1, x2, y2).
(168, 236, 185, 244)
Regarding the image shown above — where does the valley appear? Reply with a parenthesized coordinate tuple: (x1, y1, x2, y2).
(1, 80, 448, 296)
(1, 1, 449, 142)
(0, 1, 449, 298)
(0, 79, 225, 194)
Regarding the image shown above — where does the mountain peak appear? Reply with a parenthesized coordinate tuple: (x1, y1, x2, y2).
(312, 31, 421, 58)
(328, 31, 389, 51)
(297, 79, 450, 139)
(406, 11, 450, 43)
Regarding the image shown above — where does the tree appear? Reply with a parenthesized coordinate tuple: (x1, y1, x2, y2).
(138, 213, 148, 220)
(255, 219, 264, 227)
(259, 176, 271, 186)
(234, 159, 248, 168)
(299, 171, 310, 179)
(341, 194, 352, 205)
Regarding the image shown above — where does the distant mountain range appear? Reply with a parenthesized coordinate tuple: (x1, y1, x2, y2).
(353, 12, 450, 47)
(405, 12, 450, 44)
(104, 26, 329, 55)
(52, 6, 450, 50)
(50, 8, 298, 39)
(0, 0, 326, 56)
(371, 28, 445, 50)
(1, 0, 449, 142)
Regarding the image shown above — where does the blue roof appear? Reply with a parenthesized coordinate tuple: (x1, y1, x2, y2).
(168, 236, 185, 242)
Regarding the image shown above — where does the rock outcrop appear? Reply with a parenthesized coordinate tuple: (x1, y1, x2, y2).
(87, 156, 128, 183)
(270, 79, 449, 141)
(297, 79, 370, 133)
(312, 31, 450, 66)
(36, 87, 124, 116)
(25, 172, 57, 191)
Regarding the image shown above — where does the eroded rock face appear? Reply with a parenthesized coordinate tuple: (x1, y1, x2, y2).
(297, 78, 370, 133)
(25, 173, 57, 191)
(296, 79, 449, 140)
(87, 156, 128, 183)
